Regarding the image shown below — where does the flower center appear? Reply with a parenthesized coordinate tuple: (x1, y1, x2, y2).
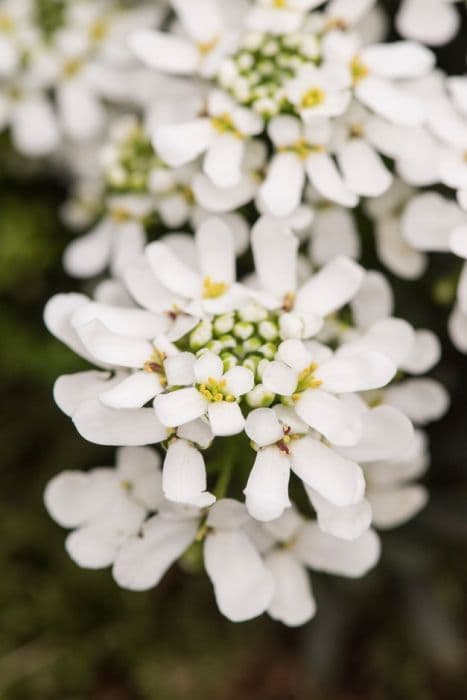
(89, 19, 108, 42)
(301, 87, 326, 109)
(279, 139, 324, 160)
(144, 349, 167, 385)
(197, 378, 235, 402)
(63, 58, 83, 78)
(197, 37, 219, 56)
(202, 276, 229, 299)
(291, 363, 322, 401)
(276, 424, 303, 454)
(104, 120, 163, 193)
(0, 12, 14, 32)
(210, 113, 243, 138)
(350, 56, 369, 84)
(217, 31, 320, 118)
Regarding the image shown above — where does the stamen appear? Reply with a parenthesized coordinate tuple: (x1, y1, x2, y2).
(202, 276, 229, 299)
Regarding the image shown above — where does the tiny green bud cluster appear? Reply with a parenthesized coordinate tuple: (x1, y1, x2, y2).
(102, 117, 164, 194)
(217, 31, 320, 118)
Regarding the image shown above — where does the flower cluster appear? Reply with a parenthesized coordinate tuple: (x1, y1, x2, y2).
(29, 0, 462, 624)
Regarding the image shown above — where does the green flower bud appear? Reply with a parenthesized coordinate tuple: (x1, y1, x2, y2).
(246, 384, 275, 408)
(190, 321, 213, 350)
(233, 321, 254, 340)
(213, 313, 235, 335)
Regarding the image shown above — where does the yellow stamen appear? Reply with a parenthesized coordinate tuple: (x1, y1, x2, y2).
(202, 276, 229, 299)
(282, 292, 296, 312)
(0, 13, 14, 32)
(273, 0, 287, 7)
(89, 19, 107, 42)
(63, 58, 82, 78)
(197, 36, 219, 55)
(301, 87, 326, 109)
(111, 207, 131, 223)
(210, 113, 243, 139)
(349, 123, 364, 138)
(350, 56, 369, 84)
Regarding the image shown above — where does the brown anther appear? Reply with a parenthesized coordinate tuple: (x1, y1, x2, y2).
(277, 439, 291, 455)
(282, 292, 296, 312)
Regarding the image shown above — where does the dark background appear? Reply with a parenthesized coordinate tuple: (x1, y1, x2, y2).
(0, 1, 466, 697)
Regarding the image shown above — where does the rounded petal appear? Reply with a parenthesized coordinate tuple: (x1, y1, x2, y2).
(361, 41, 434, 79)
(204, 530, 274, 622)
(295, 257, 364, 317)
(207, 401, 245, 436)
(367, 485, 428, 530)
(337, 139, 392, 197)
(194, 351, 224, 383)
(128, 30, 199, 73)
(245, 408, 283, 447)
(316, 351, 396, 392)
(306, 152, 358, 208)
(154, 387, 208, 428)
(154, 119, 211, 167)
(338, 405, 414, 463)
(53, 370, 121, 417)
(66, 526, 126, 569)
(64, 219, 113, 278)
(163, 439, 215, 508)
(204, 134, 244, 188)
(307, 488, 372, 541)
(295, 389, 363, 446)
(73, 399, 168, 446)
(265, 550, 316, 626)
(290, 436, 365, 507)
(260, 152, 305, 217)
(75, 320, 152, 368)
(244, 446, 291, 522)
(100, 371, 163, 409)
(292, 523, 381, 577)
(251, 217, 299, 298)
(223, 366, 254, 397)
(384, 379, 450, 424)
(262, 361, 298, 397)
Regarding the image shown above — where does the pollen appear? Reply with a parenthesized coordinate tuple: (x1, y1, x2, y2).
(63, 58, 83, 78)
(301, 87, 326, 109)
(0, 13, 14, 31)
(282, 292, 296, 312)
(197, 36, 219, 56)
(210, 113, 243, 138)
(350, 56, 369, 84)
(89, 19, 108, 42)
(202, 276, 229, 299)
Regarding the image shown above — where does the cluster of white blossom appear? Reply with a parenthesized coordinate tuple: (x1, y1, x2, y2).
(15, 0, 462, 623)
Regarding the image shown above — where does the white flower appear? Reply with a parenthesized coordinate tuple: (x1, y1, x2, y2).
(44, 446, 164, 568)
(257, 507, 381, 626)
(153, 90, 263, 187)
(155, 351, 254, 436)
(129, 0, 247, 79)
(244, 404, 365, 522)
(113, 498, 275, 623)
(261, 338, 396, 445)
(246, 0, 326, 35)
(284, 63, 351, 120)
(323, 34, 434, 126)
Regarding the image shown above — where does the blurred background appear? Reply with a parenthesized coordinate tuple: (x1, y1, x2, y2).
(1, 1, 467, 698)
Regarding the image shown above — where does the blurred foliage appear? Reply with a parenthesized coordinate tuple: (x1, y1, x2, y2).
(0, 1, 466, 698)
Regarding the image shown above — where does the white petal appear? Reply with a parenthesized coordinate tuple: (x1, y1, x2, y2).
(53, 370, 121, 416)
(245, 408, 283, 447)
(204, 530, 274, 622)
(368, 485, 428, 529)
(154, 387, 208, 427)
(316, 351, 396, 392)
(195, 217, 235, 284)
(295, 389, 363, 446)
(116, 446, 163, 510)
(295, 257, 364, 317)
(64, 219, 113, 278)
(338, 405, 414, 463)
(207, 401, 245, 436)
(449, 305, 467, 353)
(401, 330, 441, 374)
(177, 418, 213, 448)
(72, 302, 168, 339)
(129, 30, 199, 73)
(110, 220, 146, 279)
(307, 488, 372, 541)
(193, 173, 257, 212)
(356, 76, 425, 126)
(154, 119, 212, 167)
(267, 115, 302, 147)
(361, 41, 434, 79)
(58, 81, 105, 141)
(44, 293, 96, 363)
(146, 241, 203, 300)
(12, 97, 60, 157)
(44, 471, 112, 529)
(396, 0, 459, 46)
(384, 379, 449, 424)
(100, 371, 163, 409)
(292, 523, 381, 577)
(73, 399, 168, 446)
(194, 351, 223, 383)
(224, 366, 254, 397)
(204, 134, 244, 188)
(350, 270, 393, 329)
(171, 0, 222, 43)
(206, 499, 250, 530)
(327, 0, 376, 26)
(339, 317, 415, 367)
(163, 439, 215, 507)
(449, 225, 467, 259)
(337, 139, 392, 197)
(162, 352, 194, 387)
(276, 339, 313, 372)
(112, 514, 199, 590)
(260, 152, 305, 217)
(262, 361, 298, 396)
(306, 152, 358, 208)
(66, 526, 128, 569)
(310, 206, 360, 265)
(244, 447, 291, 522)
(265, 550, 316, 626)
(123, 256, 184, 312)
(402, 193, 465, 252)
(290, 436, 365, 507)
(251, 217, 299, 298)
(75, 320, 152, 368)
